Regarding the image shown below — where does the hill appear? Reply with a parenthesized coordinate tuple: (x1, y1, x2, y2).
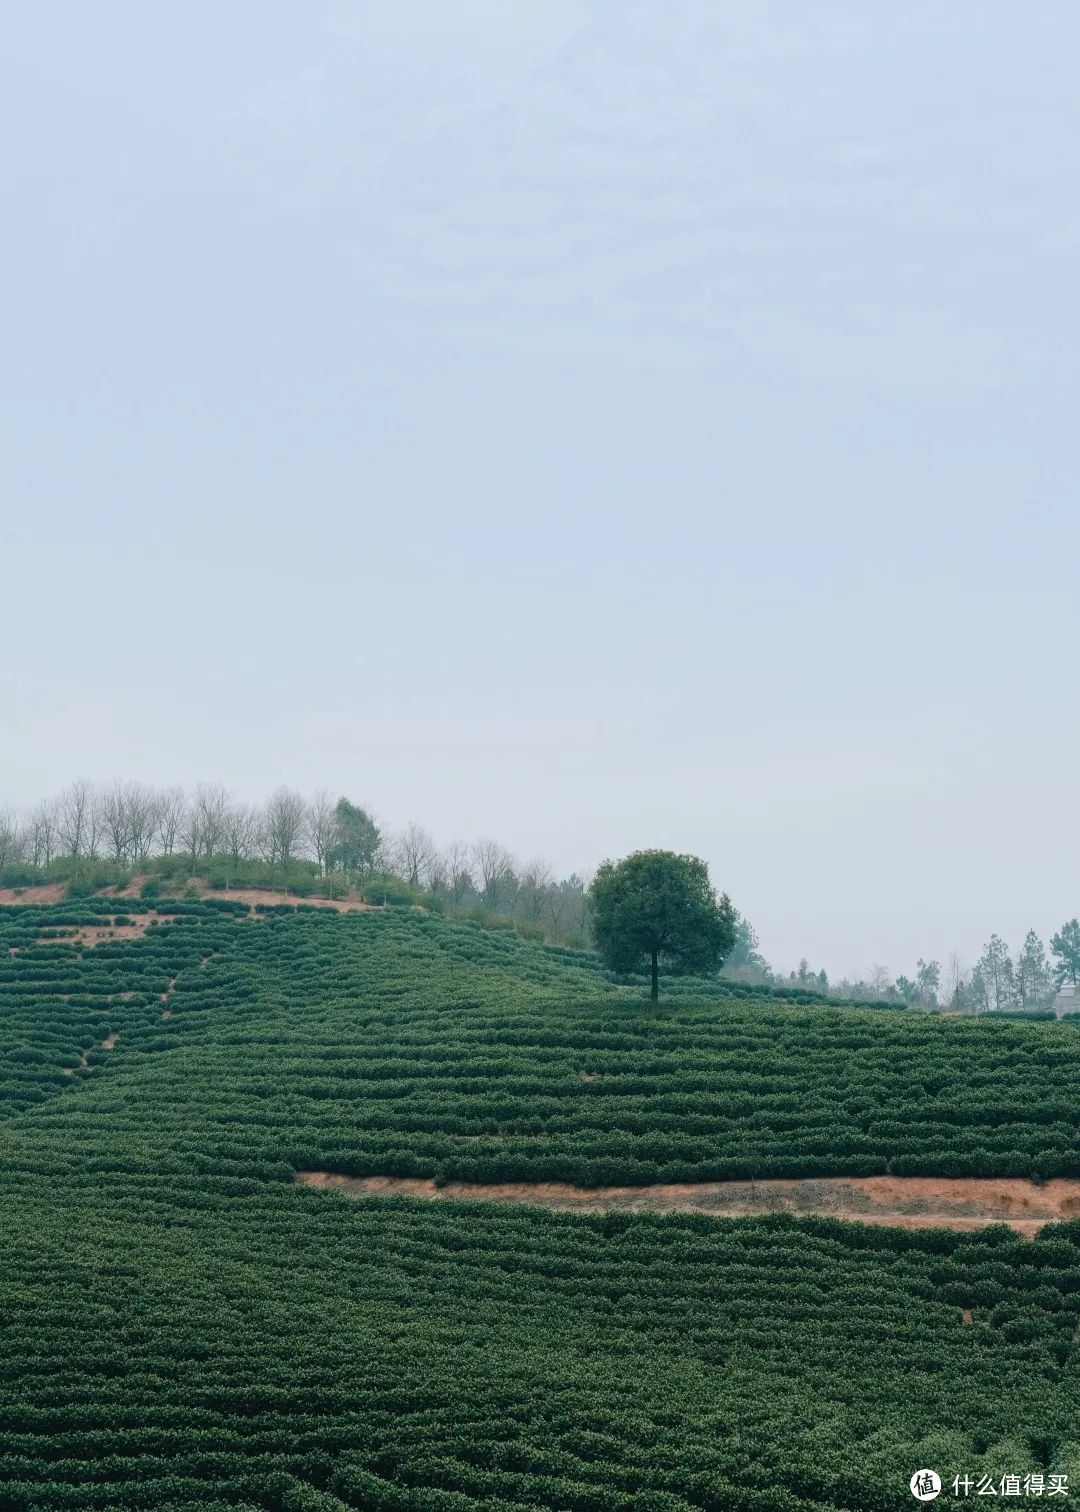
(6, 898, 1080, 1185)
(3, 899, 1080, 1508)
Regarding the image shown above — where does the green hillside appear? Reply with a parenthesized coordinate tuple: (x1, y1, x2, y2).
(4, 901, 1080, 1184)
(3, 900, 1080, 1509)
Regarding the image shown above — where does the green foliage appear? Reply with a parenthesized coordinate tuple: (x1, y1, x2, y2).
(1017, 929, 1053, 1008)
(198, 855, 320, 892)
(723, 910, 771, 978)
(589, 849, 737, 1000)
(1, 1178, 1077, 1511)
(1052, 919, 1080, 988)
(331, 798, 381, 886)
(370, 875, 425, 907)
(4, 901, 1080, 1508)
(6, 902, 1080, 1185)
(0, 854, 131, 890)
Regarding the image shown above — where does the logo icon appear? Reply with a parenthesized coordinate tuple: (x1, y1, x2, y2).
(910, 1470, 941, 1502)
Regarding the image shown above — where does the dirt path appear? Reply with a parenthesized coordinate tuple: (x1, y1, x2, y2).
(294, 1172, 1080, 1234)
(108, 878, 377, 913)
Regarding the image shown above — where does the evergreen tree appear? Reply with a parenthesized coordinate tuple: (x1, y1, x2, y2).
(1016, 930, 1051, 1008)
(1051, 920, 1080, 989)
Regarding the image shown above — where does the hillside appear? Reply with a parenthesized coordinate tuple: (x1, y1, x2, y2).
(4, 900, 1080, 1508)
(5, 899, 1080, 1185)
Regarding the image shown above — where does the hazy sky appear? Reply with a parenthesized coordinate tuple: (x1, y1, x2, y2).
(2, 4, 1079, 980)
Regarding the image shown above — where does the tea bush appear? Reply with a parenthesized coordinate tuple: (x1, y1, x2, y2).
(4, 903, 1080, 1509)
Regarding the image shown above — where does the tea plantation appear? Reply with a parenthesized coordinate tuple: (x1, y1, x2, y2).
(3, 900, 1080, 1510)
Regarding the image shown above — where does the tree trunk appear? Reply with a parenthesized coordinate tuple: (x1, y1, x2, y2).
(651, 950, 659, 1004)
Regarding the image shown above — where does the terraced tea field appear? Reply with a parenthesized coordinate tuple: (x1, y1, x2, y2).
(3, 899, 1080, 1509)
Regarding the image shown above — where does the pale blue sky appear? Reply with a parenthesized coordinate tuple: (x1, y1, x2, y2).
(2, 4, 1078, 979)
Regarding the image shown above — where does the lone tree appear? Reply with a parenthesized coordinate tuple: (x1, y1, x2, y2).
(588, 849, 737, 1003)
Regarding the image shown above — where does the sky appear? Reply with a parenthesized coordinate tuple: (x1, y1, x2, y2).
(2, 3, 1079, 981)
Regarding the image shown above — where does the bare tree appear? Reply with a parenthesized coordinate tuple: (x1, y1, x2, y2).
(426, 848, 449, 903)
(547, 881, 571, 942)
(127, 784, 158, 864)
(869, 964, 891, 999)
(156, 787, 186, 856)
(84, 786, 103, 860)
(221, 803, 257, 866)
(262, 787, 308, 891)
(100, 784, 132, 863)
(517, 859, 553, 923)
(307, 790, 340, 877)
(57, 779, 94, 860)
(0, 809, 26, 869)
(217, 802, 257, 889)
(444, 841, 474, 910)
(944, 952, 966, 1008)
(395, 822, 437, 888)
(560, 870, 592, 942)
(192, 783, 230, 857)
(178, 797, 202, 875)
(472, 837, 517, 915)
(27, 799, 58, 868)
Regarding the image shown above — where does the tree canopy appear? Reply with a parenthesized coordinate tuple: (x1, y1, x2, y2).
(588, 849, 736, 1002)
(331, 798, 381, 885)
(1052, 919, 1080, 988)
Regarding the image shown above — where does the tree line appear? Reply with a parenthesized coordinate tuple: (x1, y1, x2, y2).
(0, 780, 594, 944)
(4, 779, 1079, 1002)
(745, 925, 1080, 1014)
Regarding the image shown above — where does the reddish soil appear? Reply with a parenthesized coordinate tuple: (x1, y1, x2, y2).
(6, 877, 378, 915)
(63, 1046, 94, 1076)
(212, 887, 376, 913)
(100, 1034, 118, 1050)
(0, 883, 68, 905)
(106, 878, 163, 898)
(110, 876, 376, 913)
(38, 923, 159, 948)
(294, 1172, 1080, 1235)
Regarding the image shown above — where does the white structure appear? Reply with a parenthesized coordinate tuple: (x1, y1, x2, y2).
(1051, 980, 1078, 1018)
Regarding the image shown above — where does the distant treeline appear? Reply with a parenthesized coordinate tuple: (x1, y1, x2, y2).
(0, 780, 595, 944)
(5, 779, 1078, 1003)
(741, 927, 1080, 1015)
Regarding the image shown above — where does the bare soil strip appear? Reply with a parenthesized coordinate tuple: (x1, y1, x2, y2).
(0, 883, 68, 905)
(294, 1172, 1080, 1234)
(39, 923, 161, 948)
(2, 878, 377, 914)
(108, 878, 376, 913)
(204, 887, 376, 913)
